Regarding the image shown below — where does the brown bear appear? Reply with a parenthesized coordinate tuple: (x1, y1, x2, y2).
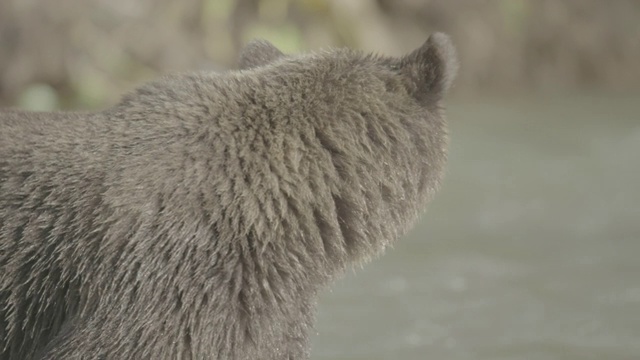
(0, 33, 458, 359)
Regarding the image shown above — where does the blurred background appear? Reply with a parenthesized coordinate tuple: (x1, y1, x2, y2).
(1, 0, 639, 359)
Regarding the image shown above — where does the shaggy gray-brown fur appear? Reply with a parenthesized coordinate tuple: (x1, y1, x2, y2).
(0, 33, 458, 359)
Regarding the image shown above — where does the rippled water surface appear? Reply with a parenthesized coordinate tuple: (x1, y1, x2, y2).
(311, 94, 640, 360)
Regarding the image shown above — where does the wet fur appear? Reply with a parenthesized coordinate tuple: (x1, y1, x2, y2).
(0, 33, 458, 359)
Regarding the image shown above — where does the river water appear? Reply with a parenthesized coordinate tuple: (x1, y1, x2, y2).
(311, 93, 640, 360)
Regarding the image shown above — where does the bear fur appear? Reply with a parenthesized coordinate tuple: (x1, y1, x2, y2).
(0, 33, 458, 359)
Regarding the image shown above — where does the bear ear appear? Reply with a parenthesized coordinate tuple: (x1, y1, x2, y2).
(397, 32, 459, 104)
(237, 39, 285, 70)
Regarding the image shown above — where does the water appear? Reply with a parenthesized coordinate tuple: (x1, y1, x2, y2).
(311, 93, 640, 360)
